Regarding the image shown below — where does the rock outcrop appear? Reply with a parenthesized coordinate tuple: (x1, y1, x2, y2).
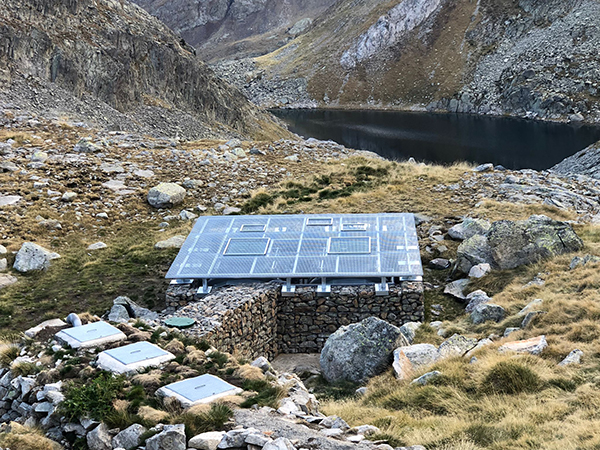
(457, 215, 583, 273)
(0, 0, 286, 140)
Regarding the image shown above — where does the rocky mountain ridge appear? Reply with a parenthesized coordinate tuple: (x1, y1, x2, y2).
(209, 0, 600, 123)
(0, 0, 287, 140)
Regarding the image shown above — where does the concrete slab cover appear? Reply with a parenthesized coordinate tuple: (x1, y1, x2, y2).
(157, 374, 242, 408)
(97, 342, 175, 374)
(55, 321, 127, 348)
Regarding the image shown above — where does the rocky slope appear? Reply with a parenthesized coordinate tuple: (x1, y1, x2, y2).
(551, 139, 600, 179)
(131, 0, 337, 61)
(0, 0, 287, 140)
(212, 0, 600, 123)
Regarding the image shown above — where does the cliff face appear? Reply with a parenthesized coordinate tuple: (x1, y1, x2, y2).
(0, 0, 287, 139)
(211, 0, 600, 123)
(130, 0, 336, 61)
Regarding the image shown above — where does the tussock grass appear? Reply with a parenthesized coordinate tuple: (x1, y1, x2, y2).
(0, 423, 62, 450)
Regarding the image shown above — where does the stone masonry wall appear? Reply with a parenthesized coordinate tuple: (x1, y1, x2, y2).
(165, 281, 424, 358)
(277, 282, 424, 353)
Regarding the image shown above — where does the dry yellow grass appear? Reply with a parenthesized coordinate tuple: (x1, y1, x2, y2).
(319, 223, 600, 449)
(138, 405, 170, 424)
(234, 364, 265, 381)
(0, 422, 62, 450)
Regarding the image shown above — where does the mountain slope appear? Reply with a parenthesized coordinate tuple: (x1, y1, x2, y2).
(130, 0, 337, 61)
(0, 0, 287, 139)
(215, 0, 600, 122)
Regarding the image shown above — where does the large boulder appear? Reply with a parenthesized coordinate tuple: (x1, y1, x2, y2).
(112, 424, 147, 449)
(87, 423, 112, 450)
(13, 242, 60, 272)
(471, 304, 506, 324)
(147, 183, 186, 208)
(457, 215, 583, 273)
(320, 317, 408, 383)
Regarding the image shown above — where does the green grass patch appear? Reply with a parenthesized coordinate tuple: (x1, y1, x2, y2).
(482, 361, 541, 395)
(240, 379, 285, 408)
(61, 372, 125, 422)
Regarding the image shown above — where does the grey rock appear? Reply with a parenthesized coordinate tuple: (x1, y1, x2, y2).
(108, 304, 130, 323)
(428, 258, 450, 269)
(0, 274, 17, 289)
(87, 423, 112, 450)
(179, 210, 198, 221)
(393, 344, 439, 379)
(443, 278, 470, 300)
(113, 296, 159, 321)
(74, 138, 101, 153)
(155, 235, 186, 249)
(245, 432, 272, 447)
(320, 317, 408, 383)
(465, 290, 491, 313)
(438, 334, 478, 358)
(558, 349, 583, 366)
(570, 254, 600, 270)
(320, 415, 349, 430)
(251, 356, 273, 373)
(471, 303, 505, 324)
(147, 183, 186, 208)
(146, 424, 187, 450)
(355, 386, 368, 396)
(399, 322, 422, 344)
(223, 206, 241, 215)
(411, 370, 441, 386)
(288, 17, 313, 35)
(188, 431, 226, 450)
(499, 335, 547, 355)
(218, 428, 260, 449)
(473, 163, 494, 172)
(112, 424, 147, 450)
(448, 218, 491, 240)
(61, 191, 78, 202)
(518, 299, 543, 316)
(13, 242, 60, 272)
(468, 263, 491, 278)
(263, 437, 296, 450)
(87, 242, 107, 251)
(504, 327, 520, 337)
(457, 216, 583, 272)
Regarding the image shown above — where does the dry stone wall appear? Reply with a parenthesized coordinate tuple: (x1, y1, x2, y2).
(165, 281, 424, 357)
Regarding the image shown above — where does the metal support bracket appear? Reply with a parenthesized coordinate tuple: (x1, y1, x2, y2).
(317, 277, 331, 296)
(375, 277, 390, 296)
(195, 279, 212, 297)
(281, 278, 296, 297)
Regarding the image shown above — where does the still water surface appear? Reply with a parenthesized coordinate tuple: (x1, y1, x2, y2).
(272, 109, 600, 170)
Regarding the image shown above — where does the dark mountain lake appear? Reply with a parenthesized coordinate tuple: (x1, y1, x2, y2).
(271, 109, 600, 170)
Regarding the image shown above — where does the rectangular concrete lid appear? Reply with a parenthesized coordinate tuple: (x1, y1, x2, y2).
(164, 374, 238, 402)
(60, 321, 122, 343)
(103, 342, 169, 365)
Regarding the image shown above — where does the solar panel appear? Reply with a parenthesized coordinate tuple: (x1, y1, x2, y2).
(103, 342, 170, 365)
(166, 213, 423, 280)
(328, 237, 371, 254)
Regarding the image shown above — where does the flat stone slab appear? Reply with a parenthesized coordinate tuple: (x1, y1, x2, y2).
(96, 341, 175, 374)
(499, 335, 547, 355)
(25, 318, 67, 338)
(0, 195, 22, 207)
(157, 374, 242, 408)
(55, 321, 127, 349)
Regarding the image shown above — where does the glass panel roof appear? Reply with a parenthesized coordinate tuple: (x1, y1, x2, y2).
(166, 213, 423, 279)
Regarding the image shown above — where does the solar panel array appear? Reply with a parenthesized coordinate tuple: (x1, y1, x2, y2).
(166, 213, 422, 281)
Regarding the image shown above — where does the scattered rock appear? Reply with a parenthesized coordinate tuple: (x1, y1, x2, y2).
(188, 431, 226, 450)
(399, 322, 422, 344)
(465, 290, 491, 313)
(87, 242, 107, 251)
(146, 424, 186, 450)
(0, 195, 22, 207)
(503, 327, 520, 337)
(155, 235, 186, 249)
(223, 206, 241, 215)
(61, 191, 78, 202)
(86, 423, 112, 450)
(559, 349, 583, 366)
(108, 304, 130, 323)
(13, 242, 60, 272)
(444, 279, 469, 300)
(499, 335, 547, 355)
(112, 424, 146, 450)
(429, 258, 450, 269)
(468, 263, 491, 278)
(518, 299, 543, 316)
(393, 344, 439, 379)
(473, 163, 494, 172)
(411, 370, 441, 386)
(147, 183, 186, 208)
(320, 317, 408, 383)
(438, 334, 478, 358)
(471, 303, 505, 324)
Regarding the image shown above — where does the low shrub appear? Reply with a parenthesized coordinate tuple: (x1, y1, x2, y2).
(175, 403, 233, 439)
(61, 372, 125, 421)
(240, 379, 285, 408)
